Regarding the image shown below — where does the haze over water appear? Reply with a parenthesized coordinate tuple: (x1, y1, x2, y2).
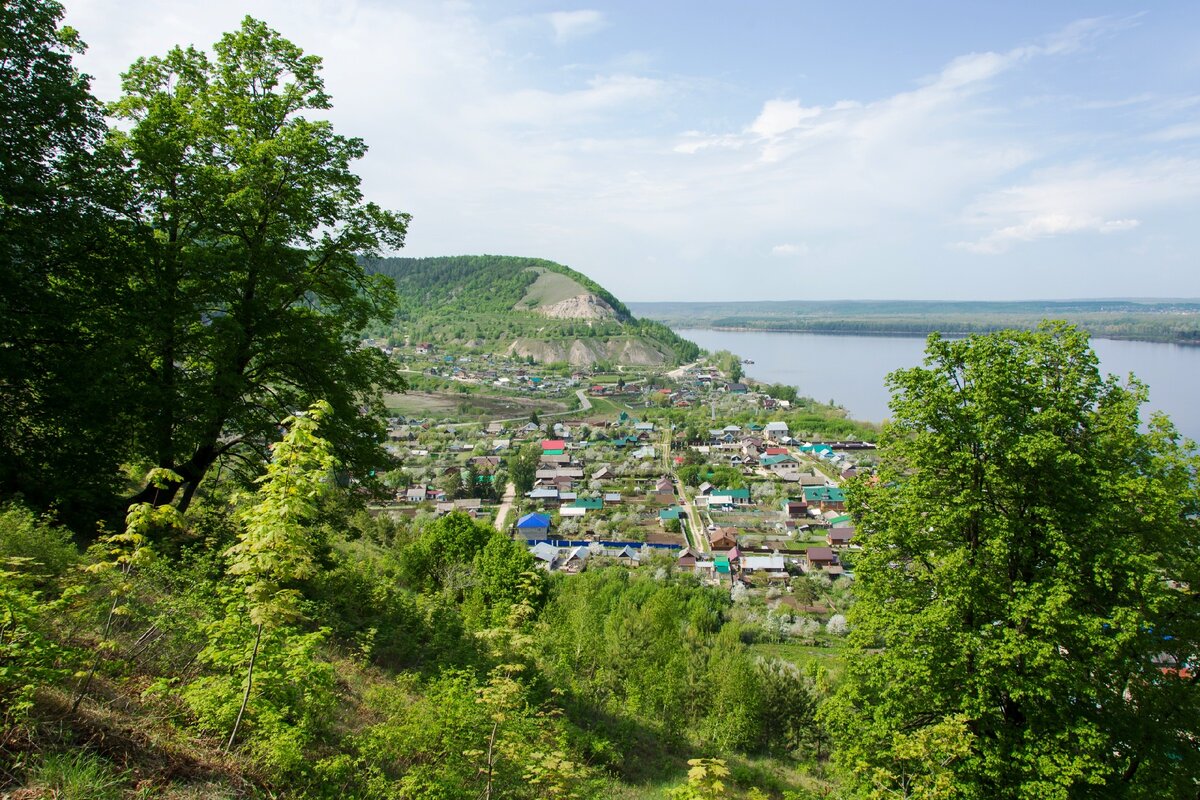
(675, 329, 1200, 445)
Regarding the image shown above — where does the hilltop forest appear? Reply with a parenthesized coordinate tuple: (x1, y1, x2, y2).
(3, 4, 1199, 800)
(363, 255, 701, 366)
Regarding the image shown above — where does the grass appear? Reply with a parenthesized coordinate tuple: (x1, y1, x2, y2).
(25, 750, 125, 800)
(516, 268, 588, 309)
(384, 389, 567, 421)
(751, 639, 848, 682)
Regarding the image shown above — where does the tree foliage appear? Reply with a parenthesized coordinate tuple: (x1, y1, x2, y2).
(109, 16, 409, 510)
(826, 323, 1200, 799)
(0, 0, 135, 524)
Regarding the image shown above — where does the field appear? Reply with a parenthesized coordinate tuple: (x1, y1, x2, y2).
(384, 389, 567, 421)
(516, 267, 588, 309)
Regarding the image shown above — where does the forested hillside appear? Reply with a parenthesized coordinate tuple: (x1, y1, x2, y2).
(363, 255, 701, 365)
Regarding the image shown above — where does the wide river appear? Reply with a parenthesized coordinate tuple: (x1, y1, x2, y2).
(674, 329, 1200, 444)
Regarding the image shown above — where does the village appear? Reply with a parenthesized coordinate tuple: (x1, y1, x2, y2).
(367, 339, 875, 606)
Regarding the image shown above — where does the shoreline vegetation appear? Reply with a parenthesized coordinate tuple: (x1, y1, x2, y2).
(629, 299, 1200, 345)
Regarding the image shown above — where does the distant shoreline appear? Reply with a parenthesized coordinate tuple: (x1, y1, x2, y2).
(667, 323, 1200, 347)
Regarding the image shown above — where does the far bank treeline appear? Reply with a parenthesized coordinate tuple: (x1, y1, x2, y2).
(631, 299, 1200, 344)
(362, 255, 702, 363)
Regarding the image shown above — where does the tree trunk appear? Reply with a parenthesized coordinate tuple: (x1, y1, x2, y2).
(226, 621, 263, 753)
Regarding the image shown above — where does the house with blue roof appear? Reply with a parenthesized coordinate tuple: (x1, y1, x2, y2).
(515, 512, 551, 540)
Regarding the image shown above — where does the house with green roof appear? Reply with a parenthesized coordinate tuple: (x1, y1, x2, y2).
(571, 497, 604, 511)
(802, 485, 846, 511)
(709, 487, 750, 507)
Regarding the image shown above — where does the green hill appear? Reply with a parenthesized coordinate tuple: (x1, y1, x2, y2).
(363, 255, 700, 366)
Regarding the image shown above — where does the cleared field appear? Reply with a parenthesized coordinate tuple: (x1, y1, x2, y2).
(384, 390, 566, 421)
(516, 267, 587, 309)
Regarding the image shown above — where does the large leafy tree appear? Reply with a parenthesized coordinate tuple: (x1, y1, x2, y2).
(110, 17, 409, 510)
(826, 323, 1200, 798)
(0, 0, 135, 523)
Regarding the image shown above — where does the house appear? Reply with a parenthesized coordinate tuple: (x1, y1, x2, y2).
(541, 439, 567, 455)
(515, 513, 552, 540)
(710, 488, 751, 507)
(805, 546, 839, 570)
(653, 476, 675, 501)
(528, 487, 559, 502)
(708, 527, 739, 550)
(530, 541, 560, 570)
(659, 506, 683, 527)
(761, 454, 798, 472)
(697, 481, 715, 496)
(634, 421, 655, 433)
(742, 553, 787, 576)
(486, 421, 506, 435)
(677, 548, 698, 569)
(559, 506, 586, 518)
(803, 485, 846, 511)
(783, 500, 808, 518)
(727, 383, 749, 394)
(606, 545, 641, 565)
(560, 546, 589, 574)
(571, 497, 604, 511)
(827, 527, 855, 547)
(404, 485, 426, 503)
(764, 421, 789, 440)
(631, 445, 656, 460)
(592, 466, 616, 481)
(603, 492, 623, 504)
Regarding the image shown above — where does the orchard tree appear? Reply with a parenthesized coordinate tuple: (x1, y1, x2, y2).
(110, 17, 409, 511)
(825, 323, 1200, 799)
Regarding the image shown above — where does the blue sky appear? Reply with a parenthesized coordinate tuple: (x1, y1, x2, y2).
(66, 1, 1200, 301)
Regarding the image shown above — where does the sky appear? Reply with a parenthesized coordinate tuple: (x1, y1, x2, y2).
(63, 1, 1200, 302)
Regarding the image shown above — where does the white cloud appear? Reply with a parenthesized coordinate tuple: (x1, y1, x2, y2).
(953, 160, 1200, 254)
(749, 100, 821, 138)
(771, 243, 809, 257)
(546, 10, 606, 44)
(955, 214, 1141, 254)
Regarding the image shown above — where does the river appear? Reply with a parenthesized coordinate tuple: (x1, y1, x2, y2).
(674, 329, 1200, 444)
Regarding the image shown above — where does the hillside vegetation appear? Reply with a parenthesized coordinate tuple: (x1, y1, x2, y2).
(363, 255, 700, 365)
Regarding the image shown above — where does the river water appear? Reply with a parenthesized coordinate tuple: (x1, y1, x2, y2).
(674, 329, 1200, 444)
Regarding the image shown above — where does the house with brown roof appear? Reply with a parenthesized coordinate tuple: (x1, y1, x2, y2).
(827, 527, 855, 548)
(805, 546, 839, 571)
(709, 528, 739, 550)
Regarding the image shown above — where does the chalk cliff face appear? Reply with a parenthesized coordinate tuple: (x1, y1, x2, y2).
(537, 293, 617, 320)
(506, 337, 669, 366)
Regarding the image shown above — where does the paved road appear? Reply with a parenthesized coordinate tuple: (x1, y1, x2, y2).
(493, 480, 516, 532)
